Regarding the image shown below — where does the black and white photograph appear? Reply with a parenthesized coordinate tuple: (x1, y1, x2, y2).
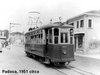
(0, 0, 100, 75)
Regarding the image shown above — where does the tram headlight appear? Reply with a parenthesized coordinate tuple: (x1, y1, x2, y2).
(62, 49, 67, 54)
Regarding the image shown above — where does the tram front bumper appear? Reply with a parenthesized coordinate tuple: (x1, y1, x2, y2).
(51, 57, 75, 62)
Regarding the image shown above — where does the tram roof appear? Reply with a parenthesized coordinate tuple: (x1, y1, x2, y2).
(25, 22, 74, 34)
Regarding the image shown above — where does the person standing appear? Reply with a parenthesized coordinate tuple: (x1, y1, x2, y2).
(0, 42, 2, 52)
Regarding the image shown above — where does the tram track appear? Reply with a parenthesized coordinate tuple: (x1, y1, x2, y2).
(53, 65, 96, 75)
(55, 68, 69, 75)
(69, 65, 95, 75)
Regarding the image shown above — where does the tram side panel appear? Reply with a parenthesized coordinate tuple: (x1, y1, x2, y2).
(25, 29, 46, 57)
(60, 44, 75, 62)
(46, 44, 61, 62)
(25, 43, 75, 62)
(31, 44, 46, 57)
(25, 43, 46, 57)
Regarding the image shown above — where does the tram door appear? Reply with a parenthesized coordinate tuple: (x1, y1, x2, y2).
(45, 28, 53, 55)
(45, 29, 49, 54)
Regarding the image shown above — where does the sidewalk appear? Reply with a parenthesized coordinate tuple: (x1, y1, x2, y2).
(74, 52, 100, 60)
(71, 52, 100, 75)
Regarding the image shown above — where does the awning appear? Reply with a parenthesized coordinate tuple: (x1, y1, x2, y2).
(74, 33, 85, 37)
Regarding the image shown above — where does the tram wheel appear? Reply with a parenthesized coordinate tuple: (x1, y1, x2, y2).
(32, 54, 36, 58)
(26, 52, 32, 58)
(26, 52, 29, 56)
(39, 57, 43, 63)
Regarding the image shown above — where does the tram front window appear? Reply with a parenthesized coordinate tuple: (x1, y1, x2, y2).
(61, 33, 68, 43)
(49, 29, 52, 43)
(54, 28, 59, 44)
(54, 28, 59, 36)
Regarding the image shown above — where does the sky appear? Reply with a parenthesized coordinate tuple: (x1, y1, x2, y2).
(0, 0, 100, 32)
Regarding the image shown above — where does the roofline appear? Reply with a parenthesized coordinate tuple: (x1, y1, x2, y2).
(67, 13, 86, 22)
(67, 11, 100, 23)
(25, 23, 73, 34)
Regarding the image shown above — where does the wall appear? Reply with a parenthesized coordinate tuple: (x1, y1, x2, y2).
(85, 16, 100, 53)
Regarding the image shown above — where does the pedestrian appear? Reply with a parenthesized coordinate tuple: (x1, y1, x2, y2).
(0, 42, 2, 52)
(4, 41, 8, 47)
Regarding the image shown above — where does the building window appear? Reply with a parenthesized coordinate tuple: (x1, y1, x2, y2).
(61, 33, 63, 43)
(80, 20, 84, 27)
(88, 19, 92, 28)
(77, 21, 79, 28)
(78, 35, 83, 48)
(70, 29, 73, 36)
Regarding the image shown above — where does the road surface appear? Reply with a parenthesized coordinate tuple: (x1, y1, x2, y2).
(0, 45, 100, 75)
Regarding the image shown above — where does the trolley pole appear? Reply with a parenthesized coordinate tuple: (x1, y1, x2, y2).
(28, 11, 41, 28)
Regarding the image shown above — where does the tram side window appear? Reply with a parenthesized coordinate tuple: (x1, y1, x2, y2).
(54, 28, 59, 36)
(41, 34, 43, 38)
(54, 28, 59, 44)
(61, 33, 68, 43)
(39, 34, 41, 38)
(35, 35, 36, 40)
(31, 36, 34, 39)
(54, 37, 58, 44)
(28, 36, 30, 41)
(49, 29, 52, 43)
(25, 36, 27, 39)
(65, 33, 68, 43)
(61, 33, 63, 43)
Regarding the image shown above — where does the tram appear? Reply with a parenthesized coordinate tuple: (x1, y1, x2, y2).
(25, 22, 75, 65)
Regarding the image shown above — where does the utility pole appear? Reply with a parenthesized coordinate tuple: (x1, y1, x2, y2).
(9, 23, 21, 45)
(9, 23, 21, 33)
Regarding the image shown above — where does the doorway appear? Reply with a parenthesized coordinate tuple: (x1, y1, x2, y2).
(74, 33, 84, 52)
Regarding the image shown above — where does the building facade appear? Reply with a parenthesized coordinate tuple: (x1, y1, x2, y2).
(0, 30, 7, 40)
(10, 32, 25, 45)
(67, 10, 100, 54)
(0, 30, 9, 47)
